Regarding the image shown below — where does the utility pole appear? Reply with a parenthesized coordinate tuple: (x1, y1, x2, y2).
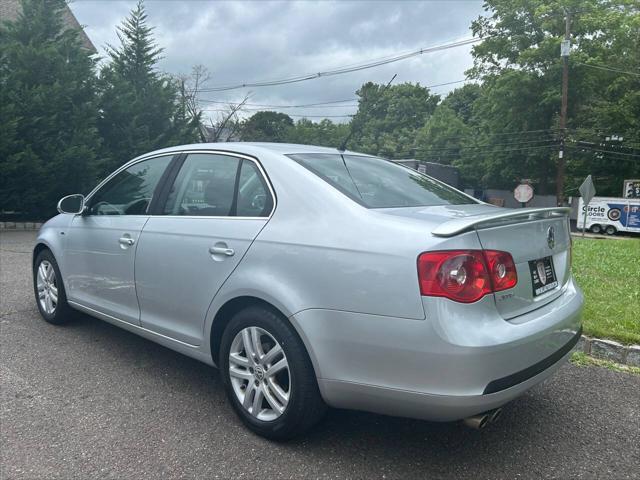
(556, 8, 571, 205)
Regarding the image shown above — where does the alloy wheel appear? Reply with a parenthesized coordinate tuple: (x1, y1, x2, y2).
(228, 326, 290, 421)
(36, 260, 58, 315)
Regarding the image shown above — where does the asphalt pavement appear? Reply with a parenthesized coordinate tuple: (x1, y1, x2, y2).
(1, 230, 639, 479)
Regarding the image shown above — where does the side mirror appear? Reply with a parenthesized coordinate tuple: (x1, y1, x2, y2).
(57, 194, 85, 214)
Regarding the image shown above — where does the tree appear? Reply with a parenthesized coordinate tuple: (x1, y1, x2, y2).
(97, 1, 199, 174)
(0, 0, 100, 218)
(348, 82, 440, 158)
(288, 118, 349, 148)
(415, 105, 470, 166)
(468, 0, 640, 195)
(241, 111, 294, 142)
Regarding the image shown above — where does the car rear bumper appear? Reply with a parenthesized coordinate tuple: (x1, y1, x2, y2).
(291, 277, 583, 421)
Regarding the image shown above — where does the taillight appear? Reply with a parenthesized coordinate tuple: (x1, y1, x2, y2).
(417, 250, 517, 303)
(483, 250, 518, 292)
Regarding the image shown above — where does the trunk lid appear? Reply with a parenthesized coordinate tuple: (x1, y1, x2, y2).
(379, 205, 572, 319)
(473, 213, 571, 319)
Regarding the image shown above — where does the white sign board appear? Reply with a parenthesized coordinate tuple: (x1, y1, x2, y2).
(514, 184, 534, 204)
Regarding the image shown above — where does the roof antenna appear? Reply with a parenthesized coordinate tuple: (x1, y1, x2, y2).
(338, 73, 397, 152)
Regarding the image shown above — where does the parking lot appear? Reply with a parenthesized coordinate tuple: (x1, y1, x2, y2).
(1, 230, 639, 479)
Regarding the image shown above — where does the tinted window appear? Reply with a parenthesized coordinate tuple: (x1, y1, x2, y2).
(288, 153, 476, 208)
(164, 154, 239, 216)
(236, 161, 273, 217)
(88, 156, 172, 215)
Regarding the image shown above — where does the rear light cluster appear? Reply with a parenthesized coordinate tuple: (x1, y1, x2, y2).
(417, 250, 517, 303)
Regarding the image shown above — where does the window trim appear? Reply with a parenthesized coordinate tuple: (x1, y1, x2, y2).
(83, 149, 277, 220)
(84, 153, 180, 217)
(153, 149, 277, 220)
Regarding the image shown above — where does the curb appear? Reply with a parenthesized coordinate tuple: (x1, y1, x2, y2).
(0, 222, 43, 230)
(576, 335, 640, 367)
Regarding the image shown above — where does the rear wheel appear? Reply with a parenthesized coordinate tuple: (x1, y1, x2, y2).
(33, 250, 74, 325)
(605, 225, 617, 235)
(590, 224, 602, 234)
(219, 305, 326, 440)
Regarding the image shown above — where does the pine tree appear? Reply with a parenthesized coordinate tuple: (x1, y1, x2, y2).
(97, 1, 199, 174)
(0, 0, 100, 218)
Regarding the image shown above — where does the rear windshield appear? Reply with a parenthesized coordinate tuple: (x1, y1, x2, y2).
(287, 153, 476, 208)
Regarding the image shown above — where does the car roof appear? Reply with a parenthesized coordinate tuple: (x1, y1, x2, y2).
(136, 142, 365, 159)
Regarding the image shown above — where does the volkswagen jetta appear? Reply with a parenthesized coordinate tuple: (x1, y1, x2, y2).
(33, 143, 583, 439)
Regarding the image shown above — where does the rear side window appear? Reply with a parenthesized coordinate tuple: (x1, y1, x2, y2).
(288, 153, 476, 208)
(163, 153, 273, 217)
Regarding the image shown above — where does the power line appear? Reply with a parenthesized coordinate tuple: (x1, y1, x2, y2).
(196, 38, 482, 92)
(198, 98, 357, 108)
(412, 138, 557, 154)
(201, 109, 353, 118)
(402, 143, 560, 159)
(566, 144, 640, 158)
(574, 61, 640, 77)
(196, 79, 470, 109)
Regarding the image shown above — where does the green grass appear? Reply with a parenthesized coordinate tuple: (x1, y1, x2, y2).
(572, 237, 640, 345)
(571, 352, 640, 375)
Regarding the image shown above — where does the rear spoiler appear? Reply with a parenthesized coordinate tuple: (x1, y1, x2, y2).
(432, 207, 571, 237)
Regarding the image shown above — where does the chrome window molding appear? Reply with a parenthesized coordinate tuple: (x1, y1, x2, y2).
(83, 149, 277, 220)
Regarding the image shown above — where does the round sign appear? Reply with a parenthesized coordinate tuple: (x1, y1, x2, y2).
(514, 184, 534, 203)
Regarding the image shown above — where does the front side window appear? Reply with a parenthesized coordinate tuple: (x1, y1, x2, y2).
(162, 153, 273, 217)
(288, 153, 476, 208)
(88, 155, 172, 215)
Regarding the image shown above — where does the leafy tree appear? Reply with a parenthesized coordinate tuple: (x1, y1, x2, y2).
(468, 0, 639, 195)
(97, 1, 199, 175)
(348, 82, 440, 158)
(288, 118, 349, 148)
(241, 111, 294, 142)
(0, 0, 100, 218)
(414, 105, 470, 166)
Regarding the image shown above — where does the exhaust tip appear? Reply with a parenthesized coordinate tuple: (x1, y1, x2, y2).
(489, 408, 502, 424)
(463, 408, 503, 430)
(463, 413, 490, 430)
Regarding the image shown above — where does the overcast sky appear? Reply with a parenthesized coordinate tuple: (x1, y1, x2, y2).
(69, 0, 486, 122)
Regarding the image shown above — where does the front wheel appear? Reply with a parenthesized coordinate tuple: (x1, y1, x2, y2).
(33, 250, 75, 325)
(219, 305, 326, 440)
(605, 225, 617, 235)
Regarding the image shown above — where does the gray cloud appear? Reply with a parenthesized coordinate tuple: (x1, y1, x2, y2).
(70, 0, 485, 122)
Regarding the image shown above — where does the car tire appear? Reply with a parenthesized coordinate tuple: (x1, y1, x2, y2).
(219, 305, 327, 440)
(590, 224, 602, 234)
(605, 225, 616, 235)
(33, 249, 75, 325)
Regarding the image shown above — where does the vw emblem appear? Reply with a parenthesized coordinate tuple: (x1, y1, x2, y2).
(547, 226, 555, 249)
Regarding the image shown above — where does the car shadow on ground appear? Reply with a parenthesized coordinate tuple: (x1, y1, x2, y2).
(63, 311, 557, 448)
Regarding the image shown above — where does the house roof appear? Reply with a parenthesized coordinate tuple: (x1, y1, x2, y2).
(0, 0, 97, 53)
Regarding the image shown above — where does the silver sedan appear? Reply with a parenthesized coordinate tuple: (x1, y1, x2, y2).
(33, 143, 583, 439)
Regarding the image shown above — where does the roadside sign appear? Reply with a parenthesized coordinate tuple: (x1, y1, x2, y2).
(514, 183, 534, 206)
(579, 175, 596, 237)
(579, 175, 596, 205)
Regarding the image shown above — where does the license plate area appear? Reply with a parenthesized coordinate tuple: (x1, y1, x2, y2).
(528, 256, 558, 296)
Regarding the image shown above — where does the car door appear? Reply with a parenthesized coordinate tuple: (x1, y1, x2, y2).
(63, 154, 175, 324)
(134, 151, 275, 345)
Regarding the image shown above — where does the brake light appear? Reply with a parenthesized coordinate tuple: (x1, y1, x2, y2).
(483, 250, 518, 292)
(417, 250, 517, 303)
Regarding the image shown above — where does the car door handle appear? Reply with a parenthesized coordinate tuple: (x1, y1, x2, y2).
(119, 237, 135, 246)
(209, 246, 235, 256)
